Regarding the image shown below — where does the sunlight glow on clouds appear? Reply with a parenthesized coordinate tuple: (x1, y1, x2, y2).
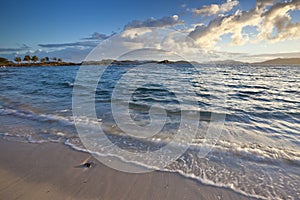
(193, 0, 239, 16)
(87, 27, 214, 63)
(259, 0, 300, 42)
(189, 0, 300, 49)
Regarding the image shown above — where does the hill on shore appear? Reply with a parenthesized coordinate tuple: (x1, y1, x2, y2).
(207, 58, 300, 65)
(254, 58, 300, 65)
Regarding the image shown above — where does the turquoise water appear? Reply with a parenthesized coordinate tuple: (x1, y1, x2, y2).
(0, 65, 299, 199)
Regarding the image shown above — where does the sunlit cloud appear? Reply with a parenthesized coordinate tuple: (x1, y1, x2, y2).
(86, 27, 214, 63)
(189, 0, 300, 49)
(259, 0, 300, 42)
(192, 0, 239, 16)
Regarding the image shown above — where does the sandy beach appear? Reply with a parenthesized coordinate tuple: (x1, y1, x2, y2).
(0, 139, 256, 200)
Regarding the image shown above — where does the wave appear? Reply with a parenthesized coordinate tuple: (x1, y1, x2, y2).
(0, 107, 74, 125)
(191, 139, 300, 166)
(58, 81, 74, 88)
(2, 105, 298, 165)
(0, 132, 62, 144)
(64, 137, 289, 200)
(0, 106, 102, 126)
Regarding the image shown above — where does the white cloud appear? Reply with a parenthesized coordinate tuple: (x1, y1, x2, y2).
(181, 4, 187, 8)
(120, 27, 152, 39)
(193, 0, 239, 16)
(85, 27, 214, 63)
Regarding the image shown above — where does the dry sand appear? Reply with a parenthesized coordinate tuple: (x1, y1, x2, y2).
(0, 139, 256, 200)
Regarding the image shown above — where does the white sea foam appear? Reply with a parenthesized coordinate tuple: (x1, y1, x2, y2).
(0, 107, 102, 127)
(63, 137, 270, 199)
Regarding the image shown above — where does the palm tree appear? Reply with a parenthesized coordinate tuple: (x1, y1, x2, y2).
(58, 58, 62, 62)
(45, 57, 49, 62)
(40, 58, 46, 63)
(14, 57, 21, 64)
(31, 55, 39, 63)
(23, 55, 31, 63)
(52, 57, 57, 62)
(0, 57, 9, 65)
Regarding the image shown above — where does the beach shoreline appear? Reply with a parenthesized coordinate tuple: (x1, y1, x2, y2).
(0, 139, 256, 200)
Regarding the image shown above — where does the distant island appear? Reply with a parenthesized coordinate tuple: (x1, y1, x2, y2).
(81, 59, 196, 66)
(1, 56, 300, 67)
(205, 60, 249, 65)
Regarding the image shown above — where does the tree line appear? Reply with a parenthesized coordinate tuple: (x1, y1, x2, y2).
(14, 55, 62, 64)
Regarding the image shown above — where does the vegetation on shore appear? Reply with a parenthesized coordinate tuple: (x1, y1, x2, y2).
(0, 55, 78, 67)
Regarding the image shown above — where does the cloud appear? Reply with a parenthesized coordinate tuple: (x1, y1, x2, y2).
(259, 0, 300, 42)
(85, 27, 214, 63)
(38, 41, 98, 48)
(0, 44, 30, 52)
(124, 15, 184, 30)
(81, 32, 112, 40)
(193, 0, 239, 16)
(38, 32, 115, 49)
(181, 4, 187, 8)
(1, 32, 111, 61)
(189, 0, 300, 49)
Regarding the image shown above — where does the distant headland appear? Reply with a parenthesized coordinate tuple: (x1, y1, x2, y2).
(252, 58, 300, 65)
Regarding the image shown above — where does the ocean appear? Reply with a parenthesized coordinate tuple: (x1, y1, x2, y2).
(0, 64, 299, 199)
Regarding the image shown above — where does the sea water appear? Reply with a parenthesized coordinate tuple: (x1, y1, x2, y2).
(0, 64, 299, 199)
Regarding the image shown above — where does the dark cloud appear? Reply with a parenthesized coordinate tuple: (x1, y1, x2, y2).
(81, 32, 112, 40)
(38, 41, 98, 48)
(124, 15, 184, 30)
(39, 32, 115, 48)
(0, 44, 30, 52)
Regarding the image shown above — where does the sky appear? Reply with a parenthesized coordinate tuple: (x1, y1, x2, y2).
(1, 0, 300, 62)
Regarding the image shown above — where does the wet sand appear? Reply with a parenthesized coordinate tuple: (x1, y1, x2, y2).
(0, 139, 256, 200)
